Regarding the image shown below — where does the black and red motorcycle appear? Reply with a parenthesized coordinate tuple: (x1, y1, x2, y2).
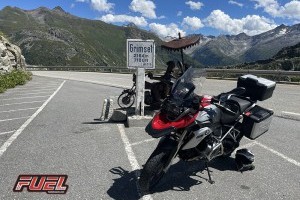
(139, 67, 276, 193)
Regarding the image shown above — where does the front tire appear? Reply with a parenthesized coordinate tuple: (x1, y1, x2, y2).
(117, 92, 135, 108)
(139, 149, 173, 194)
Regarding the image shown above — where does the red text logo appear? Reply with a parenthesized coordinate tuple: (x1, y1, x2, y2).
(13, 175, 68, 194)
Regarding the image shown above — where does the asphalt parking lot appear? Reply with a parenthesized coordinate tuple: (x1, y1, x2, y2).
(0, 77, 64, 149)
(0, 75, 299, 200)
(120, 116, 300, 200)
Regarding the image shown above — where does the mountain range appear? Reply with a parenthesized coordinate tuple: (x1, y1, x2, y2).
(187, 24, 300, 66)
(0, 6, 197, 68)
(234, 42, 300, 71)
(0, 6, 300, 68)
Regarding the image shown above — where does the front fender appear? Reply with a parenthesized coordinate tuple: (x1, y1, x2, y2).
(145, 120, 176, 138)
(147, 136, 179, 168)
(157, 136, 178, 151)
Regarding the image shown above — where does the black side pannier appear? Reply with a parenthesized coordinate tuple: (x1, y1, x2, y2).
(237, 74, 276, 101)
(242, 105, 273, 139)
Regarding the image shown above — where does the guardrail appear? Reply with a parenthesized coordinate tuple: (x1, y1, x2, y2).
(205, 69, 300, 76)
(26, 66, 133, 73)
(204, 68, 300, 83)
(26, 65, 165, 74)
(26, 65, 300, 82)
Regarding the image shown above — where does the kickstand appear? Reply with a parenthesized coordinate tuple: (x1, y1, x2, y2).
(205, 162, 215, 184)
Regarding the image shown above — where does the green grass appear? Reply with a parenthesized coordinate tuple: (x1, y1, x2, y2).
(291, 76, 300, 82)
(0, 70, 32, 93)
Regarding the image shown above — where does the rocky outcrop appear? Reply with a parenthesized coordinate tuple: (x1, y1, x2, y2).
(0, 36, 26, 72)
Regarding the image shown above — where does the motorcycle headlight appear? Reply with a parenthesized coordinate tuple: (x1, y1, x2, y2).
(161, 98, 183, 121)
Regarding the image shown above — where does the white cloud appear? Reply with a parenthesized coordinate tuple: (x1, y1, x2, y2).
(204, 10, 277, 35)
(149, 23, 186, 40)
(90, 0, 114, 13)
(129, 0, 157, 19)
(277, 0, 300, 20)
(229, 0, 243, 7)
(71, 3, 75, 8)
(177, 11, 183, 17)
(185, 1, 204, 10)
(76, 0, 89, 2)
(100, 14, 148, 27)
(251, 0, 300, 20)
(182, 16, 204, 30)
(157, 15, 166, 19)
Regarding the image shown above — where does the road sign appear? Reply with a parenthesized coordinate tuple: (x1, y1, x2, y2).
(126, 39, 155, 116)
(127, 39, 155, 69)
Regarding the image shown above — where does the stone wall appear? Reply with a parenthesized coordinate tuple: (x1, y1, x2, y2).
(0, 36, 26, 73)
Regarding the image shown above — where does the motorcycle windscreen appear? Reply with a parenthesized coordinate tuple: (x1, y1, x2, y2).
(171, 67, 206, 101)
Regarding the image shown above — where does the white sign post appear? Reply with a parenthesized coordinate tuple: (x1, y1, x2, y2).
(127, 39, 155, 116)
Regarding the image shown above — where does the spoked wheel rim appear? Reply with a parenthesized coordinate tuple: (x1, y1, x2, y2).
(122, 96, 131, 104)
(117, 92, 135, 108)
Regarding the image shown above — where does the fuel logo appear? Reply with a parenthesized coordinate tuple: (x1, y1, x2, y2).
(13, 175, 68, 194)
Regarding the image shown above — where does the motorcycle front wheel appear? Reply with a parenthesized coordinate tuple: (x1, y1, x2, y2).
(117, 92, 135, 108)
(139, 149, 173, 194)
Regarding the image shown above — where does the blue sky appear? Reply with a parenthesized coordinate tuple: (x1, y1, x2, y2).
(0, 0, 300, 39)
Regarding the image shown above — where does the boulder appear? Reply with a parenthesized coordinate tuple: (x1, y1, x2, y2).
(0, 36, 26, 73)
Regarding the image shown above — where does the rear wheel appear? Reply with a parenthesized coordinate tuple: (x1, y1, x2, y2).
(117, 92, 135, 108)
(139, 149, 173, 194)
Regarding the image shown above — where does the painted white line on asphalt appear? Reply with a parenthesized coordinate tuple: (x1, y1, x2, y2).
(4, 88, 55, 94)
(9, 86, 58, 90)
(117, 124, 140, 170)
(0, 95, 50, 101)
(254, 141, 300, 167)
(23, 84, 60, 88)
(282, 111, 300, 116)
(117, 124, 153, 200)
(130, 138, 156, 147)
(0, 107, 40, 113)
(0, 91, 53, 96)
(0, 81, 66, 157)
(0, 101, 44, 107)
(0, 116, 30, 122)
(25, 83, 60, 86)
(281, 111, 300, 121)
(0, 130, 16, 136)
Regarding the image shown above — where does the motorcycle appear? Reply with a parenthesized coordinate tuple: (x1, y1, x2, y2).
(117, 73, 138, 109)
(139, 67, 276, 193)
(117, 73, 174, 109)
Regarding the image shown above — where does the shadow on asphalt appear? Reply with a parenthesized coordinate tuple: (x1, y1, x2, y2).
(81, 118, 125, 125)
(107, 158, 238, 198)
(107, 167, 140, 200)
(150, 157, 237, 194)
(81, 121, 118, 125)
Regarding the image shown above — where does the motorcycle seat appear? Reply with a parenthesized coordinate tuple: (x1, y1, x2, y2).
(227, 96, 253, 113)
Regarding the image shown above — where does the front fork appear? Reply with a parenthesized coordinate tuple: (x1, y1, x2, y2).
(163, 130, 188, 172)
(164, 129, 217, 184)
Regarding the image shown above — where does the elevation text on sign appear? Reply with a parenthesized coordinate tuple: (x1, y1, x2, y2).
(127, 39, 155, 69)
